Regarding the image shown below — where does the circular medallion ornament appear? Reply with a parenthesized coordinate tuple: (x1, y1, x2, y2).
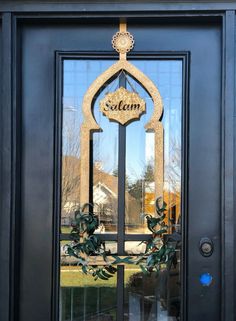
(112, 31, 135, 54)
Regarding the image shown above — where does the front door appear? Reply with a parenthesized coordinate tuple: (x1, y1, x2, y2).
(18, 17, 221, 321)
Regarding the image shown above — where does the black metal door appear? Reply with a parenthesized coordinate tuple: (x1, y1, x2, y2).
(18, 17, 222, 321)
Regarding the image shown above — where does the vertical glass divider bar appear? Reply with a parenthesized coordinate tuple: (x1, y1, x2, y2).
(118, 72, 126, 254)
(117, 73, 126, 321)
(83, 288, 87, 321)
(89, 138, 93, 211)
(117, 268, 125, 320)
(70, 288, 73, 321)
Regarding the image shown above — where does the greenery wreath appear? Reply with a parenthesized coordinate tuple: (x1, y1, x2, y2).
(64, 198, 179, 280)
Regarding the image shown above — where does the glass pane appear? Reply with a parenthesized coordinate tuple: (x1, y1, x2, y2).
(105, 241, 118, 254)
(61, 60, 118, 321)
(125, 60, 182, 234)
(93, 78, 119, 234)
(124, 262, 180, 321)
(61, 241, 117, 321)
(61, 60, 116, 234)
(61, 268, 117, 321)
(125, 241, 146, 255)
(125, 77, 154, 234)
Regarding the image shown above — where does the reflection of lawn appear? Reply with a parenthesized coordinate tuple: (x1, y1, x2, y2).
(61, 286, 117, 320)
(61, 240, 69, 246)
(61, 265, 141, 287)
(61, 226, 72, 234)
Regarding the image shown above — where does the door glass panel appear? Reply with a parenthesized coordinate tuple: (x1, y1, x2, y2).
(125, 77, 155, 234)
(125, 61, 182, 234)
(61, 60, 118, 321)
(93, 79, 119, 234)
(124, 264, 180, 321)
(61, 281, 117, 321)
(60, 58, 182, 321)
(61, 59, 116, 233)
(125, 241, 146, 255)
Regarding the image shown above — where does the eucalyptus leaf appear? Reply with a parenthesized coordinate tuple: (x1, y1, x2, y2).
(96, 270, 109, 280)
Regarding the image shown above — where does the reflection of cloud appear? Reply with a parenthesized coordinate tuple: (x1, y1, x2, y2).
(64, 105, 77, 112)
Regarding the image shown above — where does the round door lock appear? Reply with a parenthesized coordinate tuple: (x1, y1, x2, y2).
(199, 237, 214, 257)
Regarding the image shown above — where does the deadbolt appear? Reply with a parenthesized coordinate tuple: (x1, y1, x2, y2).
(199, 237, 214, 257)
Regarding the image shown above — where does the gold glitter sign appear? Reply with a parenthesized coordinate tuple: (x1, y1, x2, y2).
(80, 21, 163, 206)
(99, 87, 146, 125)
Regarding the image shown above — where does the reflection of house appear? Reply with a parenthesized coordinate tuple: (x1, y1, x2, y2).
(93, 168, 118, 230)
(61, 155, 181, 233)
(145, 186, 181, 233)
(93, 166, 141, 231)
(164, 190, 181, 233)
(61, 156, 141, 229)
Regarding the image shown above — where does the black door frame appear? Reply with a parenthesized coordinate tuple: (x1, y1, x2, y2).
(0, 3, 235, 321)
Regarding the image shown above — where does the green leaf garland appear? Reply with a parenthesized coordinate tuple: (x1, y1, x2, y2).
(64, 198, 179, 280)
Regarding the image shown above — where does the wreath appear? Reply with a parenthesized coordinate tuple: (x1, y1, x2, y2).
(64, 198, 179, 280)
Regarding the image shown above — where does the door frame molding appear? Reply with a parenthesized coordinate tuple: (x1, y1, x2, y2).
(0, 1, 236, 12)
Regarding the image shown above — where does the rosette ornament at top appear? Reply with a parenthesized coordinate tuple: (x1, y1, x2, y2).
(112, 31, 135, 55)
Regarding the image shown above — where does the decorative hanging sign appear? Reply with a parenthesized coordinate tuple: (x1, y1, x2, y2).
(80, 20, 163, 206)
(99, 87, 146, 125)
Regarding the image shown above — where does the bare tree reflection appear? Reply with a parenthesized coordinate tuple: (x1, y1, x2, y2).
(61, 113, 81, 226)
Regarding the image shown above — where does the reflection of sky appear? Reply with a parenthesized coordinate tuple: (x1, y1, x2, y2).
(63, 59, 182, 189)
(125, 77, 154, 182)
(63, 60, 116, 130)
(93, 77, 119, 173)
(126, 61, 182, 187)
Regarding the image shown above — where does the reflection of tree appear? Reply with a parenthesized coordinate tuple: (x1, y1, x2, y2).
(128, 179, 143, 203)
(126, 164, 155, 231)
(164, 138, 181, 232)
(93, 130, 118, 175)
(112, 168, 118, 177)
(165, 138, 181, 194)
(61, 116, 81, 209)
(127, 163, 154, 203)
(62, 156, 80, 209)
(144, 163, 154, 182)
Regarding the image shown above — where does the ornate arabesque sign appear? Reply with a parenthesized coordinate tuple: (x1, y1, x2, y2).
(80, 21, 164, 206)
(100, 87, 146, 125)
